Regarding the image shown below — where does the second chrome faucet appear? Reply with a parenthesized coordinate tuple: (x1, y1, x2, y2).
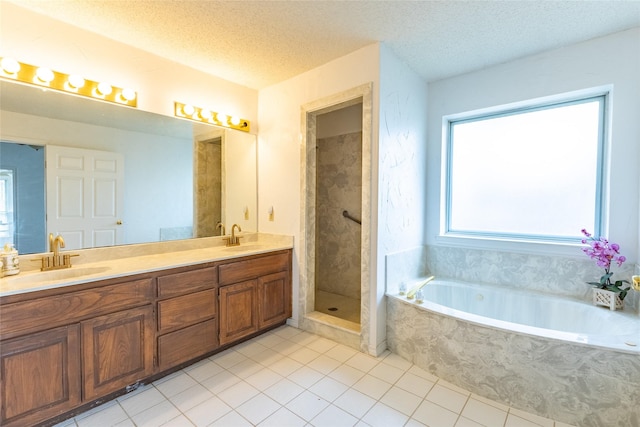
(217, 223, 242, 246)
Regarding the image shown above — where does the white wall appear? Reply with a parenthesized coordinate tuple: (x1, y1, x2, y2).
(258, 44, 380, 351)
(426, 28, 640, 265)
(258, 43, 429, 354)
(0, 2, 258, 129)
(376, 45, 429, 352)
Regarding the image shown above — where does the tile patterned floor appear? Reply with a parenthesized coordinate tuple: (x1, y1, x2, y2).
(55, 326, 576, 427)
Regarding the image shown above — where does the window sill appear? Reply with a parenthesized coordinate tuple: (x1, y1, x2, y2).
(434, 233, 584, 258)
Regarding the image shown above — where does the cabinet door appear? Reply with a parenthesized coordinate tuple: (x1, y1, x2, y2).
(82, 305, 154, 400)
(258, 271, 291, 329)
(219, 280, 258, 345)
(0, 325, 81, 427)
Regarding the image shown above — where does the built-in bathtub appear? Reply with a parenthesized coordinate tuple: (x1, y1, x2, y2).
(386, 279, 640, 427)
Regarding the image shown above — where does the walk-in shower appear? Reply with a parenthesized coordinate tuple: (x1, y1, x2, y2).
(313, 103, 363, 327)
(300, 83, 372, 351)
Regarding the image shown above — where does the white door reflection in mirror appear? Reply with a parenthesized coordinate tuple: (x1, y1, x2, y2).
(46, 146, 124, 249)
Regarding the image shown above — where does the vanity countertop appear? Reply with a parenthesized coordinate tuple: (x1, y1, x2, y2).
(0, 233, 293, 298)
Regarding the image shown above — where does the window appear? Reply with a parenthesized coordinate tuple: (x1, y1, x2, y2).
(443, 90, 607, 244)
(0, 169, 15, 247)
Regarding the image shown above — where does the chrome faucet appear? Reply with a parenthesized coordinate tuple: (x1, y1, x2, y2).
(37, 233, 77, 271)
(225, 224, 242, 246)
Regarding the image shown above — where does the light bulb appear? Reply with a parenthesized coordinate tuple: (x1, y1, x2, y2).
(35, 67, 54, 83)
(200, 109, 212, 121)
(67, 74, 85, 89)
(230, 116, 241, 126)
(120, 88, 136, 101)
(97, 82, 113, 96)
(216, 113, 228, 124)
(182, 104, 195, 117)
(0, 57, 20, 74)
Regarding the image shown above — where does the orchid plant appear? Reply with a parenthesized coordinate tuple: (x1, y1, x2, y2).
(581, 229, 631, 300)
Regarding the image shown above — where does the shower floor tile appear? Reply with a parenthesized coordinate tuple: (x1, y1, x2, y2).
(315, 290, 361, 324)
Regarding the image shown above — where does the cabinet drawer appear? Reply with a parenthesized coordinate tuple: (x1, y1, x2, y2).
(157, 289, 216, 333)
(0, 279, 153, 340)
(219, 252, 289, 285)
(157, 266, 217, 298)
(158, 319, 217, 370)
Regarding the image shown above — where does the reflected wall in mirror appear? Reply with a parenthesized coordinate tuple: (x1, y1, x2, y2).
(0, 80, 257, 254)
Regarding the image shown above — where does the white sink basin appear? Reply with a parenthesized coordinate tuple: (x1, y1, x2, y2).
(222, 244, 264, 252)
(3, 266, 112, 285)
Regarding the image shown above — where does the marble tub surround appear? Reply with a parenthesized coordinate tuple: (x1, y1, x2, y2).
(385, 246, 429, 295)
(384, 245, 640, 426)
(386, 245, 640, 313)
(1, 233, 293, 296)
(387, 282, 640, 355)
(387, 297, 640, 427)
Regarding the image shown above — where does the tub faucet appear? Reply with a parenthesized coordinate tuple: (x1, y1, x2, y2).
(406, 275, 435, 299)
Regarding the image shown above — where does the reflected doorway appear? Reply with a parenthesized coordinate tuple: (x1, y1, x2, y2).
(0, 142, 45, 253)
(194, 136, 223, 237)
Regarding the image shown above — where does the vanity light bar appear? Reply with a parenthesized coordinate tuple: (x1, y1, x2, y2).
(0, 57, 137, 107)
(174, 101, 250, 133)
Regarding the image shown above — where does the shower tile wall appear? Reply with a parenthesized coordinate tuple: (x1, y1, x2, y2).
(315, 131, 362, 300)
(195, 139, 222, 237)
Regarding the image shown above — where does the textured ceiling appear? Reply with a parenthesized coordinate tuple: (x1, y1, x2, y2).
(8, 1, 640, 89)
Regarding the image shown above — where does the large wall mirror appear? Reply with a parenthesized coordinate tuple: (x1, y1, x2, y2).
(0, 80, 257, 255)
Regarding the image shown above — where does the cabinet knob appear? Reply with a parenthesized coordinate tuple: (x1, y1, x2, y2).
(116, 220, 123, 225)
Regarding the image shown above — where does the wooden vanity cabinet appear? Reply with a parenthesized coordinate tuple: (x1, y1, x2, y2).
(156, 266, 218, 370)
(0, 277, 154, 427)
(0, 248, 292, 426)
(218, 251, 292, 346)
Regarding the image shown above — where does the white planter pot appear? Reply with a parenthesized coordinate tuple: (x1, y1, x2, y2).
(592, 288, 623, 311)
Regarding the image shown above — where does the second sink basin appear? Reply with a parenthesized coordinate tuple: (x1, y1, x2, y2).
(222, 244, 264, 252)
(3, 266, 112, 286)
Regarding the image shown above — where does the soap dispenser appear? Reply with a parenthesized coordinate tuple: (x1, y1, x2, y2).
(1, 243, 20, 276)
